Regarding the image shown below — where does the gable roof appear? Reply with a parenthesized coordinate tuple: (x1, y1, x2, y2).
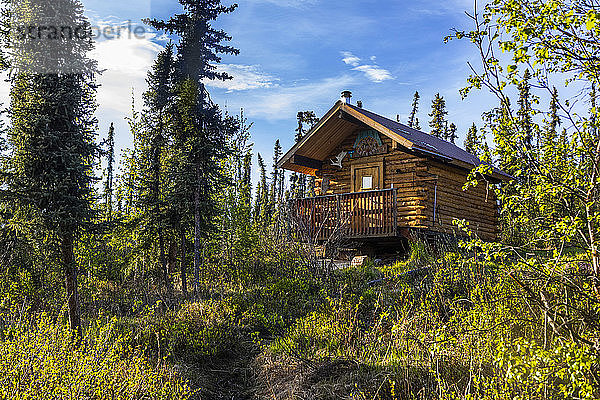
(278, 100, 512, 182)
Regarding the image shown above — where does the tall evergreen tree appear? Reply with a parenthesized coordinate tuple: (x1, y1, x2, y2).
(289, 112, 303, 197)
(514, 69, 540, 184)
(447, 122, 458, 143)
(270, 139, 282, 210)
(428, 93, 448, 138)
(301, 112, 318, 197)
(408, 91, 420, 129)
(147, 0, 239, 297)
(138, 43, 176, 290)
(518, 69, 534, 151)
(240, 151, 253, 224)
(104, 123, 115, 221)
(548, 87, 560, 139)
(464, 123, 481, 156)
(119, 95, 143, 216)
(254, 153, 269, 228)
(542, 87, 561, 162)
(480, 138, 492, 164)
(3, 0, 98, 334)
(290, 111, 319, 198)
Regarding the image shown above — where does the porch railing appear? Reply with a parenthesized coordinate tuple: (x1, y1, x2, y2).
(291, 188, 398, 240)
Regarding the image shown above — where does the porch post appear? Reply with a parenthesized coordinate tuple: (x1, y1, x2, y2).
(336, 194, 341, 232)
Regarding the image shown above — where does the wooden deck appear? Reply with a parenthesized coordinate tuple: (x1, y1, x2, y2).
(291, 188, 398, 240)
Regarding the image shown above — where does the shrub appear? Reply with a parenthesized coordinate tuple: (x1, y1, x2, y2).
(122, 299, 241, 360)
(0, 312, 193, 399)
(495, 338, 599, 400)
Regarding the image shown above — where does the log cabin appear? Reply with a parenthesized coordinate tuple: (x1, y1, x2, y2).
(277, 92, 512, 247)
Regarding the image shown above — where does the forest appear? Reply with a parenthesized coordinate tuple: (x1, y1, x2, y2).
(0, 0, 599, 399)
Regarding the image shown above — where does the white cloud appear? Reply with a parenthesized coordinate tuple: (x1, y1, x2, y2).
(204, 64, 277, 92)
(341, 51, 361, 67)
(90, 29, 164, 113)
(88, 26, 164, 166)
(0, 73, 9, 107)
(223, 74, 357, 121)
(352, 65, 394, 83)
(341, 52, 394, 83)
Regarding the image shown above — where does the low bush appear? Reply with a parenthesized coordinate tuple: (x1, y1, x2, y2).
(0, 312, 193, 399)
(121, 299, 241, 360)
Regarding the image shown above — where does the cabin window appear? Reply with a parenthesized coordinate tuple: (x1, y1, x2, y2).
(362, 176, 373, 190)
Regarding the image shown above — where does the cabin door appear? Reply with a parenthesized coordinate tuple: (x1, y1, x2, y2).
(353, 166, 381, 192)
(351, 162, 384, 234)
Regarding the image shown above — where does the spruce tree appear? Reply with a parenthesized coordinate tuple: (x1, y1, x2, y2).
(447, 122, 458, 143)
(104, 123, 115, 221)
(290, 111, 318, 198)
(147, 0, 239, 297)
(408, 91, 420, 129)
(3, 0, 98, 334)
(543, 87, 561, 156)
(428, 93, 448, 138)
(549, 87, 561, 135)
(254, 153, 269, 228)
(289, 112, 303, 197)
(481, 139, 492, 164)
(270, 139, 282, 211)
(301, 112, 319, 197)
(241, 151, 253, 222)
(515, 69, 539, 183)
(302, 111, 319, 130)
(120, 96, 143, 216)
(518, 69, 534, 151)
(464, 123, 481, 156)
(139, 43, 176, 290)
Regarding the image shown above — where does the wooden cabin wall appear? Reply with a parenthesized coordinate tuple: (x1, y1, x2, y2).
(420, 161, 500, 241)
(383, 151, 429, 229)
(317, 130, 429, 229)
(314, 128, 500, 241)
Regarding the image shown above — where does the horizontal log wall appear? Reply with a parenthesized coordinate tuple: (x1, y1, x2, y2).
(421, 161, 499, 241)
(315, 128, 500, 241)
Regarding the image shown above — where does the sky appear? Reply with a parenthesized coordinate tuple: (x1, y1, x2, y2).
(1, 0, 505, 180)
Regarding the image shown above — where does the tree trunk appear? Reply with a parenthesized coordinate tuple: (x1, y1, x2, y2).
(193, 163, 202, 298)
(62, 233, 82, 337)
(180, 227, 187, 297)
(159, 228, 172, 292)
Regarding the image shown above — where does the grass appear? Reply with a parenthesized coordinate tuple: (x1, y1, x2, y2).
(0, 241, 598, 399)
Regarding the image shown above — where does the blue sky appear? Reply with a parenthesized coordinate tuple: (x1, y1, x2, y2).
(74, 0, 500, 178)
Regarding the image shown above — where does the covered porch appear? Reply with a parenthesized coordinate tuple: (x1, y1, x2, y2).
(291, 188, 399, 240)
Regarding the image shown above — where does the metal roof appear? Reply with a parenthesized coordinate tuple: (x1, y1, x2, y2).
(345, 104, 511, 180)
(278, 101, 512, 181)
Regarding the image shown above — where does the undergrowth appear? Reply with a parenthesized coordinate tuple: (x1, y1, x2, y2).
(0, 311, 193, 399)
(0, 239, 598, 399)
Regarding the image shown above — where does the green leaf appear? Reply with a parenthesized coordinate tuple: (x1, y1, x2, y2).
(586, 18, 595, 30)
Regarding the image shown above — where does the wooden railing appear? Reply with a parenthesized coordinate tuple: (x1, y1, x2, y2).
(291, 188, 398, 240)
